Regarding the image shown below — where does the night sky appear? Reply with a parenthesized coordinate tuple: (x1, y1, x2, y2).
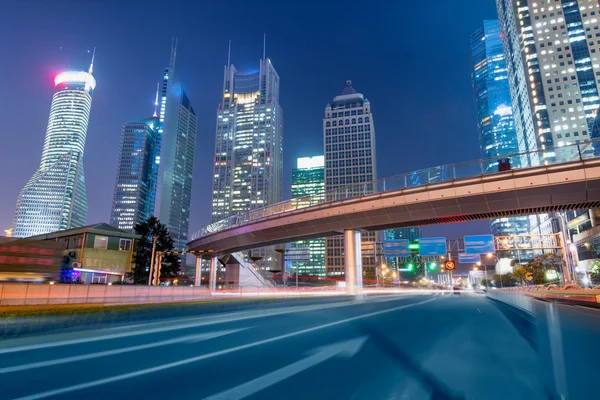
(0, 0, 497, 240)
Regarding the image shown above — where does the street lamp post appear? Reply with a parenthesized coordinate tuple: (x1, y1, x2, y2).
(475, 261, 488, 288)
(148, 235, 157, 286)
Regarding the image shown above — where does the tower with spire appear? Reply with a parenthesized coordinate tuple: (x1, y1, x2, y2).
(209, 38, 283, 270)
(323, 81, 378, 277)
(13, 52, 97, 237)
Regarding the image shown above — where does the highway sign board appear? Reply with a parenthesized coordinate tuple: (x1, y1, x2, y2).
(458, 253, 481, 263)
(444, 260, 456, 271)
(383, 240, 410, 256)
(285, 247, 311, 262)
(464, 235, 495, 254)
(419, 237, 447, 256)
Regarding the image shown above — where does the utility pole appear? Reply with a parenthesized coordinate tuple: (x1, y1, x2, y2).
(148, 235, 157, 286)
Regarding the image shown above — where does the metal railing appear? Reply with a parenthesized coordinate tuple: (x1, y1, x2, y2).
(192, 140, 600, 240)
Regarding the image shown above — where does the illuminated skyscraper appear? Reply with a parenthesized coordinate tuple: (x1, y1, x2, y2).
(13, 58, 96, 238)
(497, 0, 600, 237)
(110, 116, 159, 232)
(210, 52, 283, 268)
(154, 41, 198, 250)
(290, 156, 326, 277)
(497, 0, 600, 164)
(323, 81, 377, 276)
(470, 20, 530, 239)
(211, 57, 283, 222)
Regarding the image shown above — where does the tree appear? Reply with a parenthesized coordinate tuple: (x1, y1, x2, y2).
(513, 267, 528, 285)
(591, 260, 600, 285)
(524, 253, 563, 284)
(491, 274, 517, 287)
(129, 216, 181, 284)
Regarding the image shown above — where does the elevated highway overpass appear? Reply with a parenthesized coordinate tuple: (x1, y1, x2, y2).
(189, 142, 600, 292)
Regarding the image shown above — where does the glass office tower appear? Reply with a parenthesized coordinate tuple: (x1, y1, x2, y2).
(470, 20, 531, 239)
(13, 68, 96, 238)
(110, 117, 159, 232)
(290, 156, 326, 277)
(497, 0, 600, 237)
(210, 56, 284, 269)
(323, 81, 377, 276)
(154, 43, 198, 251)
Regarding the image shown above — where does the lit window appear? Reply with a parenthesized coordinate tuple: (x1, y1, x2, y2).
(119, 239, 132, 251)
(94, 235, 109, 249)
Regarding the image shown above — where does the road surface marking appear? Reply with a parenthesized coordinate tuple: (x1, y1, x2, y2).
(13, 297, 435, 400)
(203, 337, 367, 400)
(0, 298, 390, 355)
(0, 328, 248, 374)
(477, 308, 482, 314)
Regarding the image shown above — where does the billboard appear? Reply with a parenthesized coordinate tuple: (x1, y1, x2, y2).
(383, 240, 410, 256)
(464, 235, 495, 254)
(419, 237, 447, 256)
(458, 253, 481, 263)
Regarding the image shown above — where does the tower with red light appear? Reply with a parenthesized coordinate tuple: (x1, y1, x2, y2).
(13, 54, 96, 238)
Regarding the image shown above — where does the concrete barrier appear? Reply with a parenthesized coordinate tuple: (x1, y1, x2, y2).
(0, 283, 215, 306)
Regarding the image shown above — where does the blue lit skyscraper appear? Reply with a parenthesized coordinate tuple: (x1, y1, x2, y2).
(13, 60, 96, 238)
(154, 41, 198, 251)
(110, 116, 159, 232)
(470, 20, 530, 238)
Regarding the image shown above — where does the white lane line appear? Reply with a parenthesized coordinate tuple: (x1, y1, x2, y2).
(477, 308, 482, 314)
(203, 336, 367, 400)
(13, 297, 436, 400)
(0, 299, 377, 355)
(0, 328, 248, 374)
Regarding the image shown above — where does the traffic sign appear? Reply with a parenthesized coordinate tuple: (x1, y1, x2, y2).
(525, 272, 533, 281)
(444, 260, 456, 271)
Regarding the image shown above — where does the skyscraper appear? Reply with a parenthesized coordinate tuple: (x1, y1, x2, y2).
(290, 156, 326, 277)
(470, 20, 530, 239)
(154, 42, 198, 251)
(110, 116, 159, 232)
(497, 0, 600, 236)
(13, 59, 96, 238)
(323, 81, 377, 276)
(210, 53, 283, 268)
(211, 57, 283, 223)
(497, 0, 600, 164)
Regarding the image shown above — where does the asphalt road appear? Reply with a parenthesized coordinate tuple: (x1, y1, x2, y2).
(0, 293, 598, 400)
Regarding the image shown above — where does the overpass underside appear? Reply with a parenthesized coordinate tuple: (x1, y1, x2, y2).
(189, 160, 600, 256)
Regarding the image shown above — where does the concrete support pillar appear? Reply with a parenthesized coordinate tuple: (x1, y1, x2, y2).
(209, 256, 218, 291)
(194, 256, 202, 286)
(344, 229, 363, 294)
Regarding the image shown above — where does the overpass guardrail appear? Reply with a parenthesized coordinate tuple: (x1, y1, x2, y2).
(193, 140, 600, 240)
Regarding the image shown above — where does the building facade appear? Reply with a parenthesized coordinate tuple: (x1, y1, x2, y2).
(154, 45, 198, 251)
(324, 81, 377, 276)
(497, 0, 600, 274)
(470, 19, 531, 240)
(210, 57, 283, 269)
(497, 0, 600, 163)
(110, 117, 159, 232)
(28, 223, 139, 284)
(13, 67, 96, 238)
(289, 156, 326, 277)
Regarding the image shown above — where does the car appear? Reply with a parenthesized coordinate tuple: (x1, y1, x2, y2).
(453, 286, 461, 295)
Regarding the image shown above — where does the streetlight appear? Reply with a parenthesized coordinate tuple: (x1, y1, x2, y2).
(476, 261, 488, 288)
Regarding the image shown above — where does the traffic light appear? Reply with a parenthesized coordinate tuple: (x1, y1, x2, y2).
(408, 241, 419, 251)
(407, 263, 414, 271)
(428, 262, 437, 271)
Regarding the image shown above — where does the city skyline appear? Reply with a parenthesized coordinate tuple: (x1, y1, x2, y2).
(0, 1, 497, 242)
